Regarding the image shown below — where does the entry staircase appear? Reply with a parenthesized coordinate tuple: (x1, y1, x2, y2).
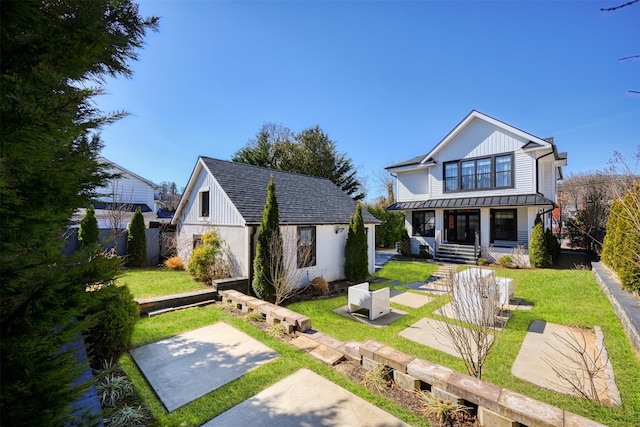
(434, 243, 477, 264)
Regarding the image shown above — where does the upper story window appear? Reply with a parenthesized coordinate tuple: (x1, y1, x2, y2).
(444, 153, 513, 192)
(199, 190, 210, 217)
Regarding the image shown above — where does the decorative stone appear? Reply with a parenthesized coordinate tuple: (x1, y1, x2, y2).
(258, 302, 278, 316)
(290, 335, 320, 352)
(407, 358, 454, 390)
(373, 346, 414, 373)
(393, 370, 420, 392)
(477, 407, 518, 427)
(310, 344, 344, 365)
(362, 356, 381, 371)
(314, 334, 345, 350)
(431, 386, 463, 404)
(360, 340, 384, 359)
(247, 298, 269, 311)
(497, 389, 563, 427)
(337, 342, 361, 362)
(294, 316, 311, 332)
(563, 411, 608, 427)
(447, 373, 501, 412)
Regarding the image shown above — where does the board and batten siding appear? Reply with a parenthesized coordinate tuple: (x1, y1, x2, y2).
(179, 167, 244, 227)
(397, 169, 429, 201)
(96, 173, 155, 211)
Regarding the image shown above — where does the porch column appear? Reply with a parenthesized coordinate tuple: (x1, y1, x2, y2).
(480, 207, 491, 250)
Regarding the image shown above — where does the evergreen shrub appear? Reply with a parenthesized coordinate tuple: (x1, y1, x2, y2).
(344, 202, 368, 282)
(188, 230, 229, 281)
(529, 218, 551, 268)
(78, 205, 100, 250)
(85, 285, 138, 366)
(126, 208, 146, 267)
(252, 175, 281, 301)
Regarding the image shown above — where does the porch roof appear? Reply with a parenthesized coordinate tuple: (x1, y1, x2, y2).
(387, 193, 554, 211)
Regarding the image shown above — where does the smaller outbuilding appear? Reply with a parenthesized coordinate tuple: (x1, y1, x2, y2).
(172, 157, 379, 285)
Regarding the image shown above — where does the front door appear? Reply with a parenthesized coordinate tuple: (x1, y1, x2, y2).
(445, 210, 480, 244)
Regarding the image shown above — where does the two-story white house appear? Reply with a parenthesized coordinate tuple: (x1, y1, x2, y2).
(386, 111, 567, 264)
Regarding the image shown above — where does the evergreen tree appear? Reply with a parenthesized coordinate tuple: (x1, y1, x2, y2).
(600, 199, 621, 268)
(344, 202, 369, 281)
(252, 175, 282, 302)
(0, 2, 157, 424)
(529, 216, 550, 268)
(544, 228, 560, 264)
(78, 205, 100, 250)
(233, 124, 364, 199)
(127, 208, 147, 267)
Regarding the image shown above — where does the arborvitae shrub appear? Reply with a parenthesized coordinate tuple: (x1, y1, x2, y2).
(164, 256, 185, 270)
(78, 205, 100, 250)
(617, 190, 640, 292)
(344, 202, 368, 282)
(529, 221, 550, 268)
(252, 175, 281, 301)
(84, 285, 138, 367)
(400, 229, 411, 256)
(127, 208, 146, 267)
(545, 228, 560, 264)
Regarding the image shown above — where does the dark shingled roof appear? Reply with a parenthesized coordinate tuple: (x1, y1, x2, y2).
(386, 154, 427, 169)
(387, 194, 554, 211)
(200, 157, 379, 225)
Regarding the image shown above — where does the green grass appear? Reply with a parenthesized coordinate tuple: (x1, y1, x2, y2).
(124, 305, 426, 426)
(119, 258, 640, 426)
(289, 258, 640, 426)
(117, 267, 207, 299)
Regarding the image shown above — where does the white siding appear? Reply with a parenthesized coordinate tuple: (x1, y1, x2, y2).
(179, 168, 244, 227)
(517, 207, 529, 244)
(96, 173, 156, 211)
(397, 169, 429, 201)
(538, 157, 556, 201)
(176, 224, 248, 277)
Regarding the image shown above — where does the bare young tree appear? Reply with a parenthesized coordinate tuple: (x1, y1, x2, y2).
(542, 328, 611, 404)
(267, 227, 315, 305)
(437, 268, 504, 379)
(104, 181, 134, 255)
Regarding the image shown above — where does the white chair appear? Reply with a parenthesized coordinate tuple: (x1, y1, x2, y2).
(348, 282, 390, 321)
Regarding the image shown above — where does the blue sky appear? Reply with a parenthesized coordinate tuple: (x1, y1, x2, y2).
(96, 0, 639, 200)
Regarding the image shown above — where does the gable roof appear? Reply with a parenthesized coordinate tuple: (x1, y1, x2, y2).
(175, 157, 378, 226)
(386, 110, 559, 171)
(98, 157, 158, 189)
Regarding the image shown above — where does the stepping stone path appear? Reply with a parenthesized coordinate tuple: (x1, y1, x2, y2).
(405, 263, 457, 294)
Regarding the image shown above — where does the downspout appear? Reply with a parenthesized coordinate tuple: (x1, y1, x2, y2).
(535, 149, 555, 195)
(535, 148, 558, 229)
(248, 225, 258, 295)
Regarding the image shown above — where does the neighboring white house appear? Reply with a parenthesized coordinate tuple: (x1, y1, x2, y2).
(70, 157, 168, 228)
(386, 110, 567, 264)
(172, 157, 378, 285)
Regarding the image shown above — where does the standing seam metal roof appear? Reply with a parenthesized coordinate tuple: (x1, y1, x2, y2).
(387, 194, 554, 210)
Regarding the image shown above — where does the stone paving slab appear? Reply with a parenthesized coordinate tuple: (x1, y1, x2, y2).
(202, 368, 410, 427)
(404, 281, 449, 294)
(333, 305, 406, 327)
(310, 344, 344, 365)
(512, 320, 620, 405)
(390, 291, 432, 308)
(130, 322, 279, 411)
(399, 317, 493, 359)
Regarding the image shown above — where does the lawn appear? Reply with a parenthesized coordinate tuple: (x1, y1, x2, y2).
(288, 258, 640, 426)
(123, 305, 425, 426)
(117, 267, 208, 299)
(118, 258, 640, 426)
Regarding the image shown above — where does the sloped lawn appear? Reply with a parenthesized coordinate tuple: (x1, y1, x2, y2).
(288, 259, 640, 426)
(117, 267, 208, 299)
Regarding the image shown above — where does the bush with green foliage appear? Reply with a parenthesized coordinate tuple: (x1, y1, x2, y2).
(252, 175, 282, 301)
(498, 255, 512, 268)
(0, 2, 157, 424)
(344, 202, 369, 282)
(84, 284, 138, 367)
(367, 206, 405, 248)
(545, 228, 560, 264)
(399, 229, 411, 255)
(601, 187, 640, 292)
(529, 217, 551, 268)
(188, 230, 230, 282)
(127, 208, 147, 267)
(78, 205, 100, 250)
(477, 257, 488, 265)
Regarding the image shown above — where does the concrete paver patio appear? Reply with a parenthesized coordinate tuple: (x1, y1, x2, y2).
(202, 368, 410, 427)
(130, 322, 279, 411)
